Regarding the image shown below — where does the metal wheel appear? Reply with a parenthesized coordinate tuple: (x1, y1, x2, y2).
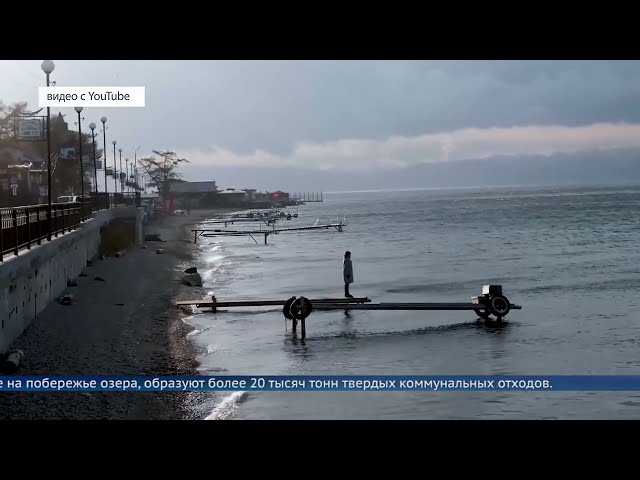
(488, 295, 511, 318)
(290, 296, 312, 320)
(283, 296, 296, 320)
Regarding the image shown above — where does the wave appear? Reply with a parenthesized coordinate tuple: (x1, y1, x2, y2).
(204, 254, 225, 264)
(385, 279, 512, 294)
(186, 326, 210, 337)
(205, 391, 248, 420)
(519, 277, 640, 295)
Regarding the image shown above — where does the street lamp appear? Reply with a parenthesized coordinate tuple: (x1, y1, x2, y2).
(125, 158, 129, 194)
(112, 140, 117, 194)
(74, 106, 84, 218)
(134, 146, 142, 206)
(89, 123, 97, 193)
(101, 117, 108, 196)
(41, 60, 55, 241)
(118, 148, 123, 194)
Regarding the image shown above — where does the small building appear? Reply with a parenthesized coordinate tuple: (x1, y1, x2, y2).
(169, 180, 217, 194)
(167, 180, 217, 209)
(242, 188, 257, 202)
(217, 188, 248, 205)
(270, 190, 290, 202)
(253, 192, 270, 202)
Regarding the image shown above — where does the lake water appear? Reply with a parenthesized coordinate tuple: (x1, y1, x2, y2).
(183, 184, 640, 419)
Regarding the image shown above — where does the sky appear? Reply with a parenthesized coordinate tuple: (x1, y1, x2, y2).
(2, 60, 640, 190)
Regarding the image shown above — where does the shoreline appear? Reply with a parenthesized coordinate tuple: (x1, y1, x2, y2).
(0, 208, 228, 420)
(168, 208, 231, 420)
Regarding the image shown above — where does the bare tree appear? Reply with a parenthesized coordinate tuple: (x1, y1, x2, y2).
(137, 150, 189, 197)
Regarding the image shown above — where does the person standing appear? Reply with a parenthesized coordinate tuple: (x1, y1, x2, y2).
(343, 251, 354, 297)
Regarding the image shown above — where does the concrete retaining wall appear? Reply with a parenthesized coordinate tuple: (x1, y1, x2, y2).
(0, 206, 144, 354)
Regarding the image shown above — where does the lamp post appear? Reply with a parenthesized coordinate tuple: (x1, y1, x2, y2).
(112, 140, 117, 194)
(101, 117, 108, 196)
(41, 60, 55, 241)
(118, 148, 123, 194)
(125, 158, 129, 194)
(89, 123, 97, 193)
(134, 146, 141, 206)
(74, 107, 85, 220)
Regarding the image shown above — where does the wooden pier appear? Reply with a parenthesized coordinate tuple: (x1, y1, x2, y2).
(191, 220, 346, 245)
(176, 285, 521, 339)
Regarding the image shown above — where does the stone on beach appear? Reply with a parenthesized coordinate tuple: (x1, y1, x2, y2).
(182, 273, 202, 287)
(184, 267, 197, 274)
(145, 234, 165, 242)
(58, 295, 73, 305)
(2, 350, 24, 374)
(0, 209, 213, 420)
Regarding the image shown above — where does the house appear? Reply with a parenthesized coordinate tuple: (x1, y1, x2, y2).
(270, 190, 289, 202)
(217, 188, 248, 205)
(253, 191, 270, 202)
(242, 188, 257, 201)
(167, 180, 217, 209)
(169, 180, 217, 194)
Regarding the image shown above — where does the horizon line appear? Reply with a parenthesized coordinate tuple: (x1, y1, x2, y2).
(322, 180, 640, 194)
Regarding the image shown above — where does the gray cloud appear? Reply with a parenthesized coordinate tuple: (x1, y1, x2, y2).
(178, 122, 640, 171)
(3, 60, 640, 170)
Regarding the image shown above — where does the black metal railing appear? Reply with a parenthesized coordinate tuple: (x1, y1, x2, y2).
(0, 192, 140, 261)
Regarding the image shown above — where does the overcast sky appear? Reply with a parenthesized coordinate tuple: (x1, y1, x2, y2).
(2, 60, 640, 184)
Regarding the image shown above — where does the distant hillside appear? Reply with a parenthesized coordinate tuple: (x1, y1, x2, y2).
(178, 147, 640, 192)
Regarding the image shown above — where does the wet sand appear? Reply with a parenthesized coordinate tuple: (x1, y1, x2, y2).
(0, 210, 219, 420)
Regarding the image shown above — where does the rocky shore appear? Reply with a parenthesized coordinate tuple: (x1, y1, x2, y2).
(0, 211, 215, 420)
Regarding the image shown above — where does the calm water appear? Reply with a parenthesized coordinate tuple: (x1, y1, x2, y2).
(183, 184, 640, 419)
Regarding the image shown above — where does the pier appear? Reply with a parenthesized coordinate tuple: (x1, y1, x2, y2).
(191, 219, 347, 244)
(291, 192, 323, 203)
(177, 296, 371, 310)
(200, 210, 300, 228)
(177, 285, 522, 339)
